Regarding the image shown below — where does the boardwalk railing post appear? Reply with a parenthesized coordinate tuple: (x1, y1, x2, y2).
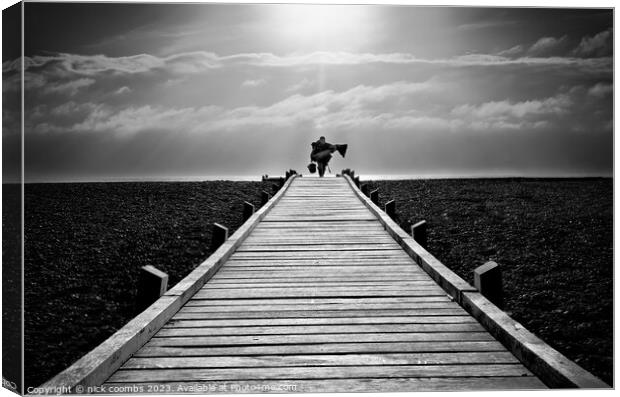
(261, 191, 270, 206)
(242, 201, 255, 222)
(136, 265, 168, 313)
(361, 184, 369, 196)
(385, 199, 396, 219)
(474, 261, 503, 309)
(370, 189, 379, 205)
(354, 176, 360, 188)
(210, 222, 228, 251)
(411, 220, 428, 249)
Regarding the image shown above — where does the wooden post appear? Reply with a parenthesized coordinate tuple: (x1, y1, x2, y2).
(242, 201, 255, 222)
(354, 176, 360, 188)
(136, 265, 168, 313)
(261, 191, 270, 206)
(285, 170, 290, 179)
(474, 261, 503, 309)
(350, 170, 355, 179)
(411, 220, 428, 249)
(210, 222, 228, 251)
(361, 184, 369, 196)
(385, 200, 396, 219)
(370, 189, 379, 205)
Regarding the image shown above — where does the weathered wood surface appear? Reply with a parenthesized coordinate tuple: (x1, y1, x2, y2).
(340, 175, 608, 389)
(37, 175, 298, 391)
(101, 177, 547, 392)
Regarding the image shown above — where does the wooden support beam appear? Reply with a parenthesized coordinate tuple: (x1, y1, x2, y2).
(385, 199, 396, 219)
(210, 223, 228, 251)
(242, 201, 255, 222)
(136, 265, 168, 313)
(260, 191, 270, 206)
(412, 220, 428, 249)
(474, 261, 503, 309)
(370, 189, 379, 205)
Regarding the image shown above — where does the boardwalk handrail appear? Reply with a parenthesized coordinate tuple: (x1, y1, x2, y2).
(37, 175, 298, 392)
(342, 175, 607, 389)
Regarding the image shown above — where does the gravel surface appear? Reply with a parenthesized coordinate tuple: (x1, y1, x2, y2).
(363, 178, 612, 386)
(24, 181, 275, 389)
(23, 178, 612, 388)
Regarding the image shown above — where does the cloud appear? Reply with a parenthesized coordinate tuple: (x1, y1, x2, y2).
(114, 86, 132, 95)
(587, 82, 612, 98)
(26, 81, 441, 136)
(452, 95, 572, 120)
(527, 35, 569, 56)
(241, 79, 266, 88)
(12, 50, 613, 81)
(48, 78, 96, 95)
(497, 45, 524, 57)
(27, 79, 600, 139)
(286, 78, 315, 92)
(572, 29, 613, 58)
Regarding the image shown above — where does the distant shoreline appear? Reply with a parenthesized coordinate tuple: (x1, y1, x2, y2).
(11, 174, 614, 184)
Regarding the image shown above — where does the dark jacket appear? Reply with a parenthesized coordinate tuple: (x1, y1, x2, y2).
(310, 140, 332, 156)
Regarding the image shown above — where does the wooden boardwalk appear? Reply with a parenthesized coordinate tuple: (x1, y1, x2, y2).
(101, 177, 545, 392)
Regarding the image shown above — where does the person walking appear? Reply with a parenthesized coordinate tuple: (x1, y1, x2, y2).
(308, 136, 347, 177)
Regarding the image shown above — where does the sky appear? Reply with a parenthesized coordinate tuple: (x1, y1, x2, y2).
(2, 2, 614, 182)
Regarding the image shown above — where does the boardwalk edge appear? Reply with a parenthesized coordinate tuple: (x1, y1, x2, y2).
(342, 175, 608, 389)
(36, 175, 298, 393)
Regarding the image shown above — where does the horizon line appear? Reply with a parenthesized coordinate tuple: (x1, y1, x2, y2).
(9, 172, 614, 184)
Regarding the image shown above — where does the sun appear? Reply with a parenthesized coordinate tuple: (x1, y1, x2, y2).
(267, 4, 372, 50)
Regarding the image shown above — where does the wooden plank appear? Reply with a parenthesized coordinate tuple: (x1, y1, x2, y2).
(191, 288, 447, 299)
(216, 267, 422, 273)
(135, 340, 507, 357)
(156, 323, 485, 337)
(208, 276, 434, 283)
(230, 250, 409, 256)
(183, 296, 452, 306)
(200, 281, 439, 289)
(179, 302, 459, 312)
(255, 221, 381, 228)
(224, 259, 416, 264)
(165, 316, 475, 328)
(242, 238, 398, 244)
(236, 244, 402, 252)
(107, 364, 533, 383)
(147, 332, 495, 346)
(122, 352, 519, 369)
(172, 308, 468, 320)
(102, 377, 546, 392)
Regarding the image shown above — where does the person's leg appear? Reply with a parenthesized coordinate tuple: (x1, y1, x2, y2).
(318, 162, 325, 177)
